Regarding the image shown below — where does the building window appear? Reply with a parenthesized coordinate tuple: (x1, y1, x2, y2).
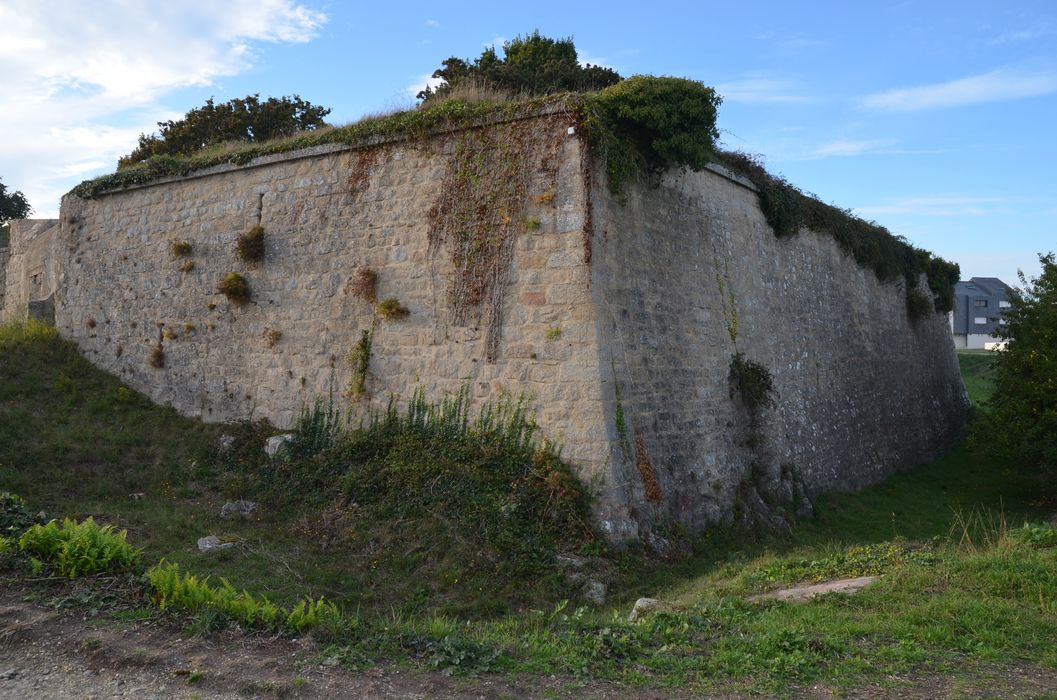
(974, 317, 987, 325)
(975, 300, 988, 307)
(999, 300, 1011, 309)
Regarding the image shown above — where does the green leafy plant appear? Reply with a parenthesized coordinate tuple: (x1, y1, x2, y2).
(975, 253, 1057, 471)
(375, 297, 409, 320)
(147, 561, 345, 634)
(217, 272, 251, 305)
(906, 286, 932, 321)
(345, 329, 372, 397)
(289, 397, 343, 459)
(120, 94, 331, 167)
(0, 492, 42, 539)
(584, 76, 722, 192)
(236, 225, 265, 263)
(417, 31, 621, 102)
(1008, 522, 1057, 548)
(19, 517, 140, 577)
(729, 353, 774, 413)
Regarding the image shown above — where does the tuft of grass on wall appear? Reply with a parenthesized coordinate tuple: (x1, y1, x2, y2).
(217, 272, 250, 305)
(169, 240, 192, 258)
(236, 226, 265, 263)
(375, 297, 409, 321)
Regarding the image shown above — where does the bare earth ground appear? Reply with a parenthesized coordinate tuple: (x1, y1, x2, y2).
(1, 585, 1056, 700)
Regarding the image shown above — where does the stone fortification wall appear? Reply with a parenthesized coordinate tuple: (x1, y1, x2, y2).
(3, 110, 968, 542)
(2, 219, 61, 321)
(588, 164, 968, 534)
(53, 114, 621, 521)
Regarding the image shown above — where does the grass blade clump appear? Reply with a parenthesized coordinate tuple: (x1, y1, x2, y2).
(340, 387, 595, 579)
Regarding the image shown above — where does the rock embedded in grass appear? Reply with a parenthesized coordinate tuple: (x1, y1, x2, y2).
(220, 500, 257, 518)
(629, 597, 661, 622)
(197, 535, 237, 552)
(264, 433, 295, 458)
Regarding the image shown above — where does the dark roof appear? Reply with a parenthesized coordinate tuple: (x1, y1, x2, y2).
(955, 277, 1012, 296)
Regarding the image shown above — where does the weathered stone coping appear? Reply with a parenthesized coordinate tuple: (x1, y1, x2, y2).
(69, 102, 579, 200)
(69, 101, 758, 202)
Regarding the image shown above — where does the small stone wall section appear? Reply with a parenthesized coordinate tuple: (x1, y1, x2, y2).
(2, 219, 61, 321)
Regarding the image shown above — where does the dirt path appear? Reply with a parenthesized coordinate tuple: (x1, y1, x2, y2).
(0, 585, 657, 699)
(2, 584, 1057, 699)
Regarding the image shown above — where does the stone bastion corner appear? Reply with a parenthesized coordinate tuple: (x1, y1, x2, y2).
(1, 109, 969, 544)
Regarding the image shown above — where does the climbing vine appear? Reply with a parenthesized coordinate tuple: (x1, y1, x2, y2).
(346, 329, 373, 398)
(713, 258, 739, 346)
(428, 116, 563, 362)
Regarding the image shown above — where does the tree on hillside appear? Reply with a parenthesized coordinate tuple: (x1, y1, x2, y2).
(119, 94, 331, 168)
(978, 253, 1057, 471)
(417, 30, 622, 101)
(0, 177, 32, 224)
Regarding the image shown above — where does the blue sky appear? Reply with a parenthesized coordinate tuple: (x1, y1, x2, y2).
(1, 0, 1053, 285)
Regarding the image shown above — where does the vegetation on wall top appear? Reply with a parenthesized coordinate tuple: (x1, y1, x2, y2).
(715, 151, 960, 314)
(67, 32, 955, 312)
(69, 95, 573, 199)
(119, 94, 331, 168)
(416, 30, 621, 102)
(582, 76, 722, 193)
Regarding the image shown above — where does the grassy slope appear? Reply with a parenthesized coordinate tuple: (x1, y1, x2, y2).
(0, 321, 587, 619)
(3, 323, 1056, 692)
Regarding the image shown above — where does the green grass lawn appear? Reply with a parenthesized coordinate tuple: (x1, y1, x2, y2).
(2, 320, 1055, 694)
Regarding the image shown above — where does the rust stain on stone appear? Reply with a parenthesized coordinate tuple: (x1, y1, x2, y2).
(634, 428, 663, 504)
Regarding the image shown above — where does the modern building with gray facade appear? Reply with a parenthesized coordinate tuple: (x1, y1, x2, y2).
(950, 277, 1013, 349)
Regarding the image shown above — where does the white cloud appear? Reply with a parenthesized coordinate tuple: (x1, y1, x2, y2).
(714, 78, 811, 104)
(811, 139, 893, 157)
(986, 25, 1053, 45)
(854, 195, 1008, 218)
(780, 38, 825, 51)
(425, 19, 440, 27)
(861, 68, 1057, 111)
(0, 0, 327, 216)
(405, 73, 445, 99)
(577, 53, 616, 70)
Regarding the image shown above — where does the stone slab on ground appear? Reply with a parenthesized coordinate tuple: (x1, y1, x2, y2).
(747, 575, 880, 603)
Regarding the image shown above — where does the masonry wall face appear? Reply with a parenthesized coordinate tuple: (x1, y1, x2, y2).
(588, 165, 968, 534)
(3, 114, 969, 542)
(3, 219, 61, 321)
(53, 117, 614, 497)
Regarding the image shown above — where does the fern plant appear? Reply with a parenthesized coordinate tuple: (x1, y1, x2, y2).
(19, 517, 140, 578)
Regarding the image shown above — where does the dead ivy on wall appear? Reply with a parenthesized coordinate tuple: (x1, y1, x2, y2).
(428, 116, 564, 362)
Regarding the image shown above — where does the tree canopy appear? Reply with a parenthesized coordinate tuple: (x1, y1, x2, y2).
(0, 177, 32, 224)
(978, 253, 1057, 471)
(417, 31, 622, 101)
(119, 94, 331, 168)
